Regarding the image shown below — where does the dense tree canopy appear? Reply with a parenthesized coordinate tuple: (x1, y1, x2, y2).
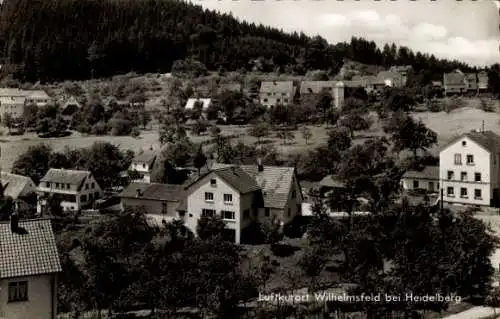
(0, 0, 472, 82)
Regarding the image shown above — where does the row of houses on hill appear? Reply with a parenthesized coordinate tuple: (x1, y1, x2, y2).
(442, 70, 489, 95)
(401, 129, 500, 207)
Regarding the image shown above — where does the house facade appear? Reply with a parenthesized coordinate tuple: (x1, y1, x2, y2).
(259, 81, 295, 108)
(439, 130, 500, 206)
(0, 89, 27, 120)
(443, 70, 467, 95)
(377, 71, 405, 88)
(0, 172, 37, 212)
(400, 166, 439, 193)
(299, 81, 345, 108)
(129, 152, 156, 183)
(37, 168, 103, 213)
(177, 162, 303, 243)
(0, 218, 62, 319)
(465, 73, 478, 91)
(478, 71, 489, 92)
(119, 182, 183, 219)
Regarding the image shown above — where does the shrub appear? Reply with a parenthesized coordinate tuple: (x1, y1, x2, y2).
(270, 243, 301, 258)
(90, 121, 109, 135)
(427, 100, 442, 112)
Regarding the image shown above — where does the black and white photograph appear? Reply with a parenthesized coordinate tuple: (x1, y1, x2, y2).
(0, 0, 499, 318)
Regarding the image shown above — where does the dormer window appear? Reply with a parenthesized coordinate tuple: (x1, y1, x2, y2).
(462, 141, 466, 146)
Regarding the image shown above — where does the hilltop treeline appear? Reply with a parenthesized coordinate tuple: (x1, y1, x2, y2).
(0, 0, 472, 82)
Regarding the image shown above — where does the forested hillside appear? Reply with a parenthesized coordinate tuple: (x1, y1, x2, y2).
(0, 0, 472, 82)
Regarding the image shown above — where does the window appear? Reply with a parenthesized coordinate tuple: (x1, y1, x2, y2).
(277, 98, 281, 103)
(284, 98, 289, 103)
(178, 211, 186, 217)
(454, 154, 462, 165)
(202, 209, 215, 218)
(210, 179, 217, 186)
(447, 187, 454, 196)
(460, 188, 468, 198)
(243, 209, 250, 219)
(221, 210, 235, 220)
(162, 202, 167, 214)
(288, 208, 291, 217)
(81, 195, 87, 202)
(475, 173, 482, 182)
(8, 281, 28, 302)
(447, 171, 454, 180)
(91, 182, 95, 188)
(263, 98, 268, 102)
(223, 194, 233, 203)
(413, 181, 419, 188)
(462, 140, 467, 146)
(460, 172, 467, 181)
(143, 163, 146, 168)
(85, 184, 89, 189)
(466, 155, 474, 165)
(265, 208, 270, 217)
(55, 183, 59, 188)
(282, 93, 286, 96)
(89, 193, 93, 200)
(292, 190, 296, 198)
(205, 192, 214, 201)
(67, 184, 70, 189)
(46, 182, 50, 187)
(475, 189, 482, 199)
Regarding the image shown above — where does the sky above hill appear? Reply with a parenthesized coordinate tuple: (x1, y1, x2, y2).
(198, 0, 500, 67)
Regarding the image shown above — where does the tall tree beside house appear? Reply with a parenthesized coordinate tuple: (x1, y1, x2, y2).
(193, 145, 207, 176)
(315, 90, 333, 123)
(196, 215, 227, 241)
(248, 122, 271, 144)
(12, 144, 53, 184)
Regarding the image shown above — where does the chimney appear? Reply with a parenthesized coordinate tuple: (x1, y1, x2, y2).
(10, 213, 18, 232)
(136, 188, 142, 197)
(257, 158, 264, 172)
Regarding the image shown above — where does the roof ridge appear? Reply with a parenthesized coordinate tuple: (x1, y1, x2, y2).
(0, 217, 53, 224)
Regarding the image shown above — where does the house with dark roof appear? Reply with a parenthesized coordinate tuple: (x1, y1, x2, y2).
(59, 96, 82, 121)
(0, 217, 62, 319)
(443, 70, 467, 95)
(36, 168, 103, 213)
(129, 151, 157, 183)
(439, 130, 500, 206)
(400, 166, 439, 193)
(119, 182, 184, 222)
(0, 172, 37, 212)
(259, 81, 296, 108)
(176, 161, 303, 243)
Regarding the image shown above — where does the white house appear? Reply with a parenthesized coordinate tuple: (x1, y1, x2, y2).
(37, 168, 103, 213)
(0, 88, 27, 119)
(177, 161, 303, 243)
(259, 81, 295, 108)
(184, 98, 211, 110)
(0, 217, 61, 319)
(0, 172, 37, 212)
(439, 130, 500, 206)
(299, 81, 345, 108)
(400, 166, 439, 193)
(129, 151, 157, 183)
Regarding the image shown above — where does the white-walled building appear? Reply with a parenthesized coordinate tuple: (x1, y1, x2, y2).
(259, 81, 295, 108)
(177, 162, 303, 244)
(299, 81, 345, 108)
(0, 89, 27, 120)
(439, 130, 500, 206)
(37, 168, 103, 213)
(0, 218, 61, 319)
(129, 152, 157, 183)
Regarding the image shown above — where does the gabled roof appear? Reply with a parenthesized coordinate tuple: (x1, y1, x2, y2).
(260, 81, 294, 93)
(402, 166, 439, 180)
(0, 172, 35, 199)
(120, 182, 184, 201)
(0, 88, 26, 97)
(319, 175, 345, 188)
(219, 83, 242, 93)
(184, 98, 211, 110)
(211, 163, 298, 209)
(186, 166, 261, 194)
(443, 72, 466, 85)
(299, 81, 338, 94)
(27, 90, 50, 100)
(40, 168, 91, 186)
(132, 152, 157, 167)
(440, 130, 500, 154)
(0, 219, 62, 279)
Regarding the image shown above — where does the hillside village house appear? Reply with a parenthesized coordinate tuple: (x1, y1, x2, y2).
(0, 89, 27, 119)
(443, 70, 467, 95)
(439, 130, 500, 207)
(120, 182, 184, 219)
(0, 217, 61, 319)
(59, 96, 82, 121)
(465, 73, 478, 91)
(389, 65, 413, 85)
(184, 98, 212, 118)
(400, 166, 439, 193)
(37, 168, 103, 213)
(299, 81, 345, 108)
(259, 81, 296, 108)
(25, 90, 51, 107)
(129, 151, 157, 183)
(172, 162, 303, 244)
(377, 71, 405, 88)
(344, 75, 387, 94)
(478, 71, 489, 92)
(0, 172, 37, 212)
